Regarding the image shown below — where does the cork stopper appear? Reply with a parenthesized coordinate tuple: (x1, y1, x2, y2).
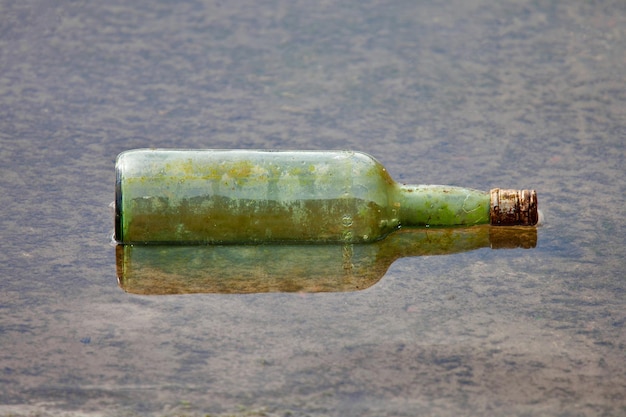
(490, 189, 538, 226)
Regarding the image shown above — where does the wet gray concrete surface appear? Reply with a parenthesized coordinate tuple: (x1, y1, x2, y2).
(1, 0, 625, 416)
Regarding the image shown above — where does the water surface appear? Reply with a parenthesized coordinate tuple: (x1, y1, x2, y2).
(1, 1, 625, 416)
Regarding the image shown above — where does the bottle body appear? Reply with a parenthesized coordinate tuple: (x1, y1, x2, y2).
(116, 150, 400, 244)
(115, 149, 536, 244)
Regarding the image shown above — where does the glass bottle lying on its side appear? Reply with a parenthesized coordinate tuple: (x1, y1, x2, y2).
(116, 226, 537, 295)
(114, 149, 538, 245)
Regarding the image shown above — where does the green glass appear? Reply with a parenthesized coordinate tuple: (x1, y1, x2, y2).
(116, 226, 537, 294)
(115, 149, 538, 244)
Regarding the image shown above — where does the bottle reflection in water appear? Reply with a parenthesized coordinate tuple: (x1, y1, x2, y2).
(116, 226, 537, 295)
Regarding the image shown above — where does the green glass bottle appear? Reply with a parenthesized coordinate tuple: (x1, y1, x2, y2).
(115, 149, 538, 244)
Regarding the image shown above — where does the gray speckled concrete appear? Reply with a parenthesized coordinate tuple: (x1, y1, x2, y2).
(1, 1, 625, 416)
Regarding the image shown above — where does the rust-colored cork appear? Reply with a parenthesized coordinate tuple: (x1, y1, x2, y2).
(490, 189, 538, 226)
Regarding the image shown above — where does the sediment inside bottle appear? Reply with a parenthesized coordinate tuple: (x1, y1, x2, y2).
(123, 195, 397, 244)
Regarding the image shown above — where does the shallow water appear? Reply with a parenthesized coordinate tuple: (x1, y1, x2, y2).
(1, 1, 625, 416)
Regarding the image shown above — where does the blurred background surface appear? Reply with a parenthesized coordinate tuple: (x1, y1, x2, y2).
(1, 1, 625, 416)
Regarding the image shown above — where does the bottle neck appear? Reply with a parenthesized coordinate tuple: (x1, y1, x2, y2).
(392, 184, 491, 227)
(391, 185, 539, 227)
